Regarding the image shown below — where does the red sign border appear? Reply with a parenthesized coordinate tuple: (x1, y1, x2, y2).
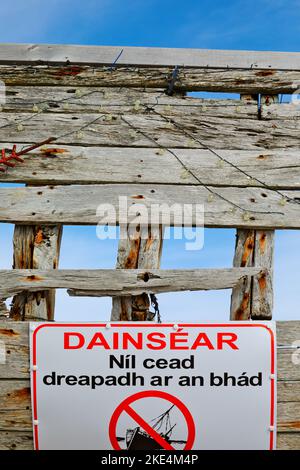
(31, 323, 275, 450)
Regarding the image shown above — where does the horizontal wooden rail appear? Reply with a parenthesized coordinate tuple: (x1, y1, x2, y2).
(0, 87, 259, 115)
(0, 44, 300, 70)
(0, 184, 300, 228)
(1, 66, 300, 93)
(0, 268, 264, 298)
(0, 110, 298, 150)
(0, 321, 299, 449)
(1, 145, 300, 189)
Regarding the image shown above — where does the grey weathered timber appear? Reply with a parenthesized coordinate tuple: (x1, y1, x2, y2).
(261, 102, 300, 120)
(230, 92, 258, 322)
(0, 320, 299, 449)
(0, 184, 300, 228)
(1, 65, 300, 93)
(230, 229, 274, 319)
(1, 44, 300, 70)
(10, 225, 62, 321)
(248, 95, 276, 319)
(1, 110, 300, 150)
(0, 87, 258, 116)
(111, 225, 163, 321)
(230, 229, 255, 320)
(251, 230, 274, 319)
(231, 95, 275, 320)
(0, 267, 264, 299)
(2, 145, 300, 190)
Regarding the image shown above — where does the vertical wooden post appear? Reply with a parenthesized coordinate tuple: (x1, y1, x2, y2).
(10, 225, 63, 321)
(250, 94, 276, 319)
(230, 229, 255, 320)
(111, 225, 163, 321)
(230, 94, 276, 320)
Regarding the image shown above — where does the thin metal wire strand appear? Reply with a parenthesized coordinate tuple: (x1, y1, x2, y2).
(120, 115, 283, 216)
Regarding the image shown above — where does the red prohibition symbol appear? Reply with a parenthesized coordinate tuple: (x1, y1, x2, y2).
(109, 390, 196, 450)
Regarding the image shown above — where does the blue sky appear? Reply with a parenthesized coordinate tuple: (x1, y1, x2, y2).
(0, 0, 300, 321)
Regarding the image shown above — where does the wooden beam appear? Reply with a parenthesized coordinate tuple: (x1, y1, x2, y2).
(10, 225, 63, 321)
(231, 95, 257, 320)
(0, 44, 300, 70)
(250, 96, 277, 319)
(2, 145, 300, 190)
(0, 184, 300, 229)
(111, 225, 163, 321)
(0, 87, 257, 115)
(0, 267, 264, 298)
(230, 95, 276, 320)
(230, 229, 255, 320)
(1, 66, 300, 93)
(1, 108, 300, 149)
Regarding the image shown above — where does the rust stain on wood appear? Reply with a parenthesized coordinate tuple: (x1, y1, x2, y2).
(0, 328, 19, 337)
(52, 66, 85, 77)
(34, 228, 44, 245)
(6, 387, 30, 403)
(258, 272, 267, 292)
(259, 232, 267, 254)
(131, 195, 144, 199)
(124, 240, 140, 269)
(235, 292, 250, 320)
(40, 147, 68, 156)
(280, 421, 300, 430)
(241, 235, 254, 267)
(23, 275, 44, 282)
(145, 236, 154, 250)
(255, 70, 276, 77)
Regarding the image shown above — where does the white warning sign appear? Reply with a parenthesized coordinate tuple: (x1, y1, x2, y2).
(30, 322, 276, 450)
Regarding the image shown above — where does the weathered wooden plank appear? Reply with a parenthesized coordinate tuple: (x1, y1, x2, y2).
(261, 102, 300, 120)
(0, 87, 258, 117)
(278, 402, 300, 432)
(0, 184, 300, 228)
(278, 352, 300, 381)
(0, 110, 299, 150)
(277, 433, 300, 450)
(2, 145, 300, 190)
(1, 44, 300, 70)
(278, 381, 300, 403)
(1, 65, 300, 93)
(0, 267, 264, 299)
(10, 225, 62, 321)
(0, 324, 30, 379)
(0, 430, 33, 450)
(111, 225, 163, 321)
